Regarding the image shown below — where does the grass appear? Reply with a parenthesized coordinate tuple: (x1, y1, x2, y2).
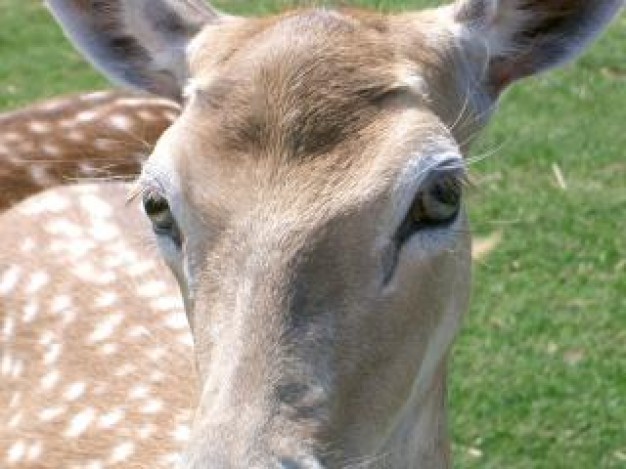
(1, 0, 624, 467)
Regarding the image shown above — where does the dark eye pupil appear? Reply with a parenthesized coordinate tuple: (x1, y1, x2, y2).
(143, 194, 170, 216)
(431, 178, 461, 206)
(141, 190, 182, 247)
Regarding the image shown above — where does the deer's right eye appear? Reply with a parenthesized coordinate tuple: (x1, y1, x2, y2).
(142, 191, 181, 246)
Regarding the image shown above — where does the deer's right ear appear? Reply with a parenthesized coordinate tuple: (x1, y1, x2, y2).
(46, 0, 226, 101)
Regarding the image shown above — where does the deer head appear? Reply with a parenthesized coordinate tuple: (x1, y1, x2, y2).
(46, 0, 622, 467)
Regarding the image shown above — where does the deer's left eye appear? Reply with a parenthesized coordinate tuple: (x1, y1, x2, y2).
(142, 191, 181, 246)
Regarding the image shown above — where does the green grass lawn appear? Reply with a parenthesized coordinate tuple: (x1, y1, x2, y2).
(1, 0, 624, 467)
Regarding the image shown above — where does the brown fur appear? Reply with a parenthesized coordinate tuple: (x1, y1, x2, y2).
(0, 91, 179, 211)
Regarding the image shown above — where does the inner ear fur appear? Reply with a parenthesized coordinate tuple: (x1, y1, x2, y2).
(454, 0, 624, 89)
(46, 0, 224, 100)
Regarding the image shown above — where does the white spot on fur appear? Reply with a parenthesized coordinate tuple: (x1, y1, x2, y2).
(89, 222, 120, 241)
(80, 194, 113, 217)
(137, 280, 168, 298)
(94, 138, 118, 151)
(147, 347, 166, 362)
(137, 110, 159, 122)
(7, 440, 26, 463)
(40, 98, 67, 111)
(160, 453, 182, 466)
(76, 110, 99, 123)
(20, 237, 36, 253)
(141, 399, 164, 414)
(151, 296, 184, 312)
(20, 192, 69, 215)
(50, 238, 94, 259)
(78, 161, 98, 176)
(28, 121, 52, 133)
(72, 263, 117, 285)
(46, 218, 83, 238)
(26, 441, 43, 461)
(8, 412, 22, 429)
(109, 442, 135, 463)
(2, 354, 13, 376)
(10, 358, 24, 379)
(59, 119, 75, 129)
(22, 302, 39, 323)
(85, 461, 104, 469)
(51, 295, 73, 314)
(0, 265, 21, 295)
(138, 424, 157, 440)
(126, 260, 157, 277)
(149, 370, 165, 383)
(39, 406, 66, 422)
(3, 316, 15, 339)
(164, 110, 178, 121)
(82, 91, 113, 102)
(114, 363, 136, 377)
(40, 369, 61, 392)
(25, 271, 49, 294)
(9, 392, 21, 409)
(2, 132, 22, 143)
(128, 325, 149, 339)
(115, 98, 154, 108)
(99, 343, 118, 355)
(179, 333, 194, 347)
(172, 424, 191, 442)
(88, 313, 124, 343)
(39, 331, 55, 346)
(42, 143, 62, 157)
(64, 382, 87, 401)
(165, 312, 188, 330)
(95, 292, 118, 308)
(129, 385, 150, 400)
(109, 114, 134, 131)
(43, 343, 62, 365)
(65, 408, 96, 438)
(99, 408, 124, 428)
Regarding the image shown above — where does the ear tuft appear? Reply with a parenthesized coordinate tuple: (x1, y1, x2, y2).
(46, 0, 225, 100)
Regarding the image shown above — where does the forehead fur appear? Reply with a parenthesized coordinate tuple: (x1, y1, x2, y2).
(184, 8, 448, 161)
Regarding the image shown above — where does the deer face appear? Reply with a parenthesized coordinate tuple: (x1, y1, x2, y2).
(48, 0, 622, 466)
(142, 15, 473, 464)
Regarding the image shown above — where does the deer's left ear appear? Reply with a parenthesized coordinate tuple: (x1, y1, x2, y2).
(46, 0, 227, 101)
(451, 0, 623, 91)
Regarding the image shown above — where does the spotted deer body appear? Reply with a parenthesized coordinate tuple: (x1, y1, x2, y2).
(0, 91, 179, 211)
(0, 183, 195, 468)
(2, 0, 623, 468)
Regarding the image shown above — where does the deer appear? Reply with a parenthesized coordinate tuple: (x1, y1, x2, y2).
(0, 182, 497, 469)
(2, 0, 622, 467)
(0, 90, 180, 211)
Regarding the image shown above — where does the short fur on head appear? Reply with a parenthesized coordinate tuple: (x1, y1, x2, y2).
(45, 0, 622, 467)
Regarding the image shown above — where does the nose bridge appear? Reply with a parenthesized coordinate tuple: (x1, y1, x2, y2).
(189, 222, 339, 464)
